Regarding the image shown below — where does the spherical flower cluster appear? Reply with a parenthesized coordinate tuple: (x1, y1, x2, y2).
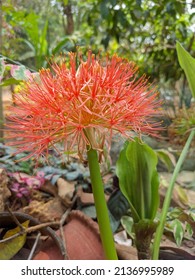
(6, 52, 162, 160)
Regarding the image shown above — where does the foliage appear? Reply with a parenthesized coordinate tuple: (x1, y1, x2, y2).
(168, 106, 195, 145)
(0, 143, 34, 173)
(116, 138, 159, 223)
(107, 190, 130, 232)
(70, 0, 195, 81)
(152, 40, 195, 257)
(116, 138, 160, 259)
(165, 207, 194, 247)
(166, 39, 195, 142)
(168, 42, 195, 145)
(156, 149, 176, 172)
(121, 215, 135, 240)
(0, 220, 29, 260)
(2, 0, 195, 81)
(2, 1, 69, 70)
(121, 207, 195, 248)
(0, 57, 32, 86)
(176, 41, 195, 99)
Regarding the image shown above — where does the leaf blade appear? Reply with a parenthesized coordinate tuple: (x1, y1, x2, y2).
(0, 220, 29, 260)
(176, 41, 195, 98)
(116, 138, 159, 222)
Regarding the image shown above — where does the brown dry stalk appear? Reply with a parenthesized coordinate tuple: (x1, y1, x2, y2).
(0, 221, 60, 244)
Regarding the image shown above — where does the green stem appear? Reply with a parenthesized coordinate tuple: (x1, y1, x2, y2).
(87, 147, 118, 260)
(152, 130, 195, 259)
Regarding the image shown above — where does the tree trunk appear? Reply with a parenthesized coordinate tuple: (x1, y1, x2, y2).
(62, 3, 74, 35)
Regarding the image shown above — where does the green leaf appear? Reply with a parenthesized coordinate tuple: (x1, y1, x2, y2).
(156, 149, 176, 171)
(107, 190, 129, 221)
(0, 77, 21, 87)
(166, 207, 182, 220)
(108, 211, 120, 233)
(20, 38, 36, 52)
(190, 212, 195, 222)
(116, 138, 160, 222)
(38, 20, 48, 57)
(121, 215, 135, 239)
(0, 220, 29, 260)
(176, 41, 195, 98)
(52, 37, 71, 55)
(57, 0, 69, 5)
(107, 190, 129, 233)
(185, 223, 193, 238)
(100, 1, 109, 19)
(116, 142, 140, 222)
(19, 51, 36, 61)
(133, 9, 142, 19)
(175, 185, 188, 205)
(171, 219, 184, 247)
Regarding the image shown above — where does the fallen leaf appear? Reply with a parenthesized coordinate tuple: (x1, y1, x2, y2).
(81, 205, 97, 219)
(77, 187, 95, 205)
(160, 246, 195, 260)
(23, 198, 65, 223)
(77, 186, 109, 206)
(40, 180, 58, 197)
(186, 190, 195, 208)
(114, 230, 132, 246)
(115, 243, 137, 260)
(57, 178, 75, 207)
(159, 173, 188, 208)
(0, 220, 29, 260)
(160, 234, 195, 257)
(177, 171, 195, 188)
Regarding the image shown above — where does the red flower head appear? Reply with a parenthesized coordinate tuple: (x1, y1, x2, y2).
(5, 52, 162, 161)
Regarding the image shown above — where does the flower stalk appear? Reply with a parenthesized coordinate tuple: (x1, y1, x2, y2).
(87, 147, 118, 260)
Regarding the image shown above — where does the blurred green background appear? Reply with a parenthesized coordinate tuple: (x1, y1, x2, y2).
(1, 0, 195, 113)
